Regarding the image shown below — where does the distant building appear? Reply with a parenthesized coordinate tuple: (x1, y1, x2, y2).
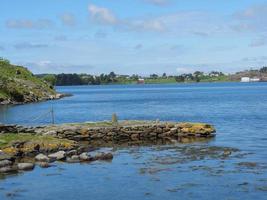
(241, 77, 260, 82)
(137, 78, 145, 84)
(250, 77, 260, 82)
(241, 77, 250, 82)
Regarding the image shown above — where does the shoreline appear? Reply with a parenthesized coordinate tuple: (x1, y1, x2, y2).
(0, 93, 72, 106)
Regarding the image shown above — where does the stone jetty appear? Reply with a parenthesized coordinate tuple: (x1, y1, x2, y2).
(0, 120, 216, 175)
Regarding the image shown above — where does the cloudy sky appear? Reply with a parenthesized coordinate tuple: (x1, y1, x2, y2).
(1, 0, 267, 75)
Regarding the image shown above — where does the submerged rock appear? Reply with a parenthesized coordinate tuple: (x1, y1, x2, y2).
(38, 162, 51, 168)
(95, 153, 113, 161)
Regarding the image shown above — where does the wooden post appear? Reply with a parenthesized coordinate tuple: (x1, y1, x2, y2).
(51, 105, 55, 124)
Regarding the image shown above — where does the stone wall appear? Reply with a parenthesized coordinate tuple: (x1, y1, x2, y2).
(0, 122, 216, 145)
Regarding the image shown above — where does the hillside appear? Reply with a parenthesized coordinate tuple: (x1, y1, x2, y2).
(0, 58, 57, 105)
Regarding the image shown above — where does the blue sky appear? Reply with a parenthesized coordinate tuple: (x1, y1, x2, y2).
(1, 0, 267, 75)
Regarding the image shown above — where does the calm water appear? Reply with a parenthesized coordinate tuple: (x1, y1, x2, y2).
(0, 82, 267, 199)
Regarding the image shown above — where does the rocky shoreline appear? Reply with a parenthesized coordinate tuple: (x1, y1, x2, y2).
(0, 121, 215, 176)
(0, 93, 72, 105)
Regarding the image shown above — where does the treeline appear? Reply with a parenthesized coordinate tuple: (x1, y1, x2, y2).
(38, 66, 267, 86)
(39, 72, 139, 86)
(175, 71, 226, 82)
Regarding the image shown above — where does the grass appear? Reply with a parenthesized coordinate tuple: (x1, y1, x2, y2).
(0, 133, 75, 149)
(144, 77, 177, 84)
(0, 59, 56, 102)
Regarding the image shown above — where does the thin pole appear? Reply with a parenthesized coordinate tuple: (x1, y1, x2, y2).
(51, 105, 55, 124)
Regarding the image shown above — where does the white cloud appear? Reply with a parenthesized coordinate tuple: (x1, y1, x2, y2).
(131, 19, 166, 32)
(88, 4, 118, 25)
(6, 19, 53, 29)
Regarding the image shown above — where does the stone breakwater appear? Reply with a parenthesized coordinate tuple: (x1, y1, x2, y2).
(0, 121, 215, 175)
(0, 121, 216, 144)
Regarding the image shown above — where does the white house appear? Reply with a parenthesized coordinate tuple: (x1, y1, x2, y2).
(241, 77, 260, 82)
(241, 77, 250, 82)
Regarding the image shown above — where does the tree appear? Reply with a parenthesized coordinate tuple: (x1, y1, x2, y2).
(43, 74, 57, 86)
(150, 74, 158, 79)
(260, 67, 267, 73)
(0, 57, 10, 64)
(175, 75, 185, 82)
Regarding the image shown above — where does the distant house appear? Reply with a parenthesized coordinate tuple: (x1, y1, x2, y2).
(137, 78, 145, 84)
(241, 77, 250, 82)
(250, 77, 260, 82)
(241, 77, 260, 82)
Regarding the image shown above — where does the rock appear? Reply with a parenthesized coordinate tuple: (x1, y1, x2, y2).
(66, 150, 77, 157)
(79, 153, 92, 162)
(43, 130, 57, 136)
(0, 160, 13, 168)
(223, 150, 232, 157)
(95, 153, 113, 161)
(170, 127, 178, 134)
(66, 155, 80, 163)
(0, 166, 18, 173)
(38, 162, 51, 168)
(48, 151, 66, 161)
(35, 154, 50, 162)
(18, 163, 35, 171)
(0, 152, 14, 161)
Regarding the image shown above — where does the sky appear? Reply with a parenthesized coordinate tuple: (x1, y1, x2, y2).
(0, 0, 267, 75)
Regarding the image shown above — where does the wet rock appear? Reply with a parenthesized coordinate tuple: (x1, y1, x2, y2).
(38, 162, 51, 168)
(66, 155, 80, 163)
(223, 150, 232, 157)
(18, 163, 35, 171)
(35, 154, 50, 162)
(237, 162, 258, 168)
(95, 153, 113, 161)
(48, 151, 66, 161)
(79, 153, 92, 162)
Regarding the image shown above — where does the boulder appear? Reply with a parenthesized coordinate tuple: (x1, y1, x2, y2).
(35, 154, 50, 162)
(48, 151, 66, 161)
(0, 152, 14, 161)
(66, 155, 80, 163)
(18, 163, 35, 171)
(66, 150, 77, 157)
(79, 153, 92, 162)
(0, 160, 13, 168)
(0, 166, 18, 173)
